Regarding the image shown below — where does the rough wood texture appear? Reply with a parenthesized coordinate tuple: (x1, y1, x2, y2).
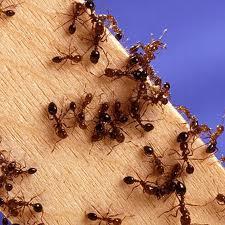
(0, 0, 224, 224)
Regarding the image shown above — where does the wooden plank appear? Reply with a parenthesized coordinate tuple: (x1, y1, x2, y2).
(0, 0, 224, 224)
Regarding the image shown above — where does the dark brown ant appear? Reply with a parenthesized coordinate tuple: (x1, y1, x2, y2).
(47, 102, 68, 149)
(143, 145, 164, 175)
(0, 0, 20, 17)
(86, 206, 126, 225)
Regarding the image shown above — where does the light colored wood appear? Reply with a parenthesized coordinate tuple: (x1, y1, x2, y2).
(0, 0, 224, 224)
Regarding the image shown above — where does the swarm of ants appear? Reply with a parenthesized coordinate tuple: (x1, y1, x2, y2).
(1, 0, 225, 225)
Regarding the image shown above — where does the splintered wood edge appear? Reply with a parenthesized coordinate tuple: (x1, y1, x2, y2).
(0, 0, 224, 225)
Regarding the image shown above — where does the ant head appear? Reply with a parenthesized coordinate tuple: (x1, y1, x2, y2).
(87, 212, 98, 221)
(143, 123, 154, 132)
(32, 203, 43, 213)
(48, 102, 57, 115)
(143, 145, 154, 155)
(123, 176, 135, 185)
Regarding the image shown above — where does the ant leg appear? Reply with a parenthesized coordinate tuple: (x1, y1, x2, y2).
(168, 208, 179, 218)
(127, 184, 140, 199)
(54, 18, 73, 32)
(98, 45, 110, 68)
(91, 205, 104, 218)
(158, 204, 179, 218)
(52, 139, 63, 152)
(56, 59, 68, 70)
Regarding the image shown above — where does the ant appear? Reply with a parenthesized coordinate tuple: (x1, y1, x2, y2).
(0, 0, 20, 17)
(108, 121, 125, 145)
(123, 173, 160, 199)
(48, 102, 69, 150)
(56, 2, 86, 35)
(83, 14, 110, 64)
(70, 93, 93, 129)
(175, 132, 195, 174)
(86, 205, 126, 225)
(0, 195, 43, 218)
(129, 98, 154, 133)
(91, 103, 111, 142)
(159, 191, 208, 225)
(177, 106, 211, 142)
(143, 145, 165, 175)
(97, 14, 123, 40)
(52, 43, 82, 69)
(128, 30, 167, 70)
(113, 101, 128, 124)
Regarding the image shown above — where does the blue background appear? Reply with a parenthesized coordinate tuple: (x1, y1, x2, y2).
(96, 0, 225, 155)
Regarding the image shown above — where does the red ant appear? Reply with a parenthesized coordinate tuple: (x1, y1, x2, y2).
(48, 102, 69, 151)
(69, 93, 93, 130)
(0, 194, 43, 219)
(91, 103, 111, 143)
(159, 191, 208, 225)
(113, 100, 128, 124)
(52, 42, 82, 69)
(143, 145, 165, 175)
(123, 173, 160, 198)
(86, 205, 127, 225)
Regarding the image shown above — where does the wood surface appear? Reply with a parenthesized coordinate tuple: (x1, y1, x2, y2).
(0, 0, 224, 224)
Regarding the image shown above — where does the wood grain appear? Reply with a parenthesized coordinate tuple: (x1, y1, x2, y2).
(0, 0, 224, 224)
